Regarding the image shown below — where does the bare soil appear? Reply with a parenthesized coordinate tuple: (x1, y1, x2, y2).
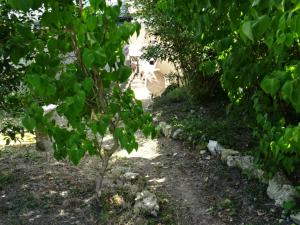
(0, 78, 291, 225)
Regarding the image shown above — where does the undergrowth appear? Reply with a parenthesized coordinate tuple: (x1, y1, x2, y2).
(153, 87, 257, 152)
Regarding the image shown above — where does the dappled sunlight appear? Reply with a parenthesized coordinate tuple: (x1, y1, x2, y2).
(0, 133, 36, 148)
(133, 84, 151, 101)
(148, 177, 166, 184)
(115, 138, 161, 160)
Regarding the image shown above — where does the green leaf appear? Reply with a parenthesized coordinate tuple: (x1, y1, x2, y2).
(8, 0, 33, 11)
(89, 121, 98, 134)
(281, 81, 293, 101)
(117, 66, 132, 82)
(47, 39, 58, 52)
(290, 81, 300, 112)
(82, 78, 94, 93)
(253, 15, 271, 38)
(98, 120, 108, 135)
(82, 49, 95, 69)
(114, 127, 123, 139)
(22, 116, 36, 131)
(252, 0, 261, 7)
(83, 140, 96, 155)
(90, 0, 105, 9)
(291, 15, 300, 36)
(31, 0, 43, 10)
(261, 77, 281, 96)
(17, 23, 34, 40)
(265, 34, 274, 48)
(283, 200, 297, 214)
(26, 74, 41, 90)
(10, 47, 26, 65)
(241, 21, 254, 41)
(94, 46, 107, 67)
(292, 2, 300, 12)
(69, 146, 86, 165)
(86, 16, 97, 31)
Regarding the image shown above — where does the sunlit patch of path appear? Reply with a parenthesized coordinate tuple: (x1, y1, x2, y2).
(0, 133, 36, 148)
(116, 77, 225, 225)
(116, 138, 161, 160)
(117, 77, 160, 160)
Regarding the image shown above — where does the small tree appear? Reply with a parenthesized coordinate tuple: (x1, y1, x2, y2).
(7, 0, 156, 199)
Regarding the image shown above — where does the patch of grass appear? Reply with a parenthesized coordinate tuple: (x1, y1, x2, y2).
(23, 151, 44, 162)
(153, 87, 189, 107)
(0, 146, 16, 157)
(153, 192, 176, 225)
(244, 180, 267, 201)
(153, 92, 257, 151)
(69, 186, 85, 196)
(170, 112, 254, 150)
(0, 171, 15, 186)
(207, 198, 238, 217)
(8, 192, 51, 214)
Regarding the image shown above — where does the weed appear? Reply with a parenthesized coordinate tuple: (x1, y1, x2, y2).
(154, 92, 257, 151)
(208, 198, 238, 217)
(0, 171, 15, 186)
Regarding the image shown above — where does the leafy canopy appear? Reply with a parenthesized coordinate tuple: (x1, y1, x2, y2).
(6, 0, 156, 165)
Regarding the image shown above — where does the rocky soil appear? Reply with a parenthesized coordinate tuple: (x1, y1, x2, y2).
(0, 77, 292, 225)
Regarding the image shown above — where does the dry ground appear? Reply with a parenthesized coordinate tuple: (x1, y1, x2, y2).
(0, 77, 290, 225)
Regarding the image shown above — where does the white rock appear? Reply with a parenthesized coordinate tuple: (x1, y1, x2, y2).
(134, 190, 159, 216)
(226, 155, 255, 171)
(158, 122, 172, 137)
(253, 168, 267, 183)
(220, 149, 240, 162)
(207, 140, 225, 156)
(238, 156, 255, 171)
(267, 173, 297, 207)
(207, 140, 218, 155)
(226, 155, 237, 167)
(291, 212, 300, 224)
(226, 155, 267, 183)
(158, 121, 167, 130)
(172, 129, 183, 139)
(162, 125, 172, 138)
(200, 150, 206, 155)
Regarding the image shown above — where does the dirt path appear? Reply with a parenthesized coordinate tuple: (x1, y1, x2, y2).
(118, 77, 281, 225)
(0, 77, 282, 225)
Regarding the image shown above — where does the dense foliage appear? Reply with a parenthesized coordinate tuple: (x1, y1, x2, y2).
(134, 0, 224, 101)
(136, 0, 300, 175)
(0, 3, 32, 111)
(4, 0, 156, 197)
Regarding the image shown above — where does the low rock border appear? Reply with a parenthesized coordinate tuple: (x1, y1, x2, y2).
(158, 121, 300, 224)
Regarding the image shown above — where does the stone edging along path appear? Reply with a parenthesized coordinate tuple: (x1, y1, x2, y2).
(157, 121, 300, 225)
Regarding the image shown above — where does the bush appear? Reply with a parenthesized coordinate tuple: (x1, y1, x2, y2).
(137, 0, 300, 175)
(154, 86, 188, 107)
(134, 0, 224, 100)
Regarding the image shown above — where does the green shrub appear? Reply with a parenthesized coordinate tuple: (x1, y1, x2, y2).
(137, 0, 300, 175)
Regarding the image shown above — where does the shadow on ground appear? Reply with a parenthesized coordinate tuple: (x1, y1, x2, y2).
(114, 135, 283, 225)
